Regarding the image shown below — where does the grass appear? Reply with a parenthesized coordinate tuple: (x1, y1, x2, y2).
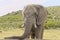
(0, 28, 60, 40)
(0, 28, 24, 39)
(43, 29, 60, 39)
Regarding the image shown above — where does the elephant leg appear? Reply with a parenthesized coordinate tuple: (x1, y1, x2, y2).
(35, 24, 44, 40)
(31, 32, 35, 39)
(31, 25, 36, 39)
(26, 25, 36, 39)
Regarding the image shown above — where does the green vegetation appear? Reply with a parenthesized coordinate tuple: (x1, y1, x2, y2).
(0, 10, 24, 30)
(45, 6, 60, 29)
(0, 6, 60, 30)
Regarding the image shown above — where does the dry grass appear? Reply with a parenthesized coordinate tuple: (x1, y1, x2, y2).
(43, 29, 60, 39)
(0, 29, 60, 40)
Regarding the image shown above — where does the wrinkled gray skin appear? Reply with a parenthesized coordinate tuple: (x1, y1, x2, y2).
(4, 5, 47, 40)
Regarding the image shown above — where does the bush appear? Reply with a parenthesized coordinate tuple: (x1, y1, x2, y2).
(45, 20, 57, 29)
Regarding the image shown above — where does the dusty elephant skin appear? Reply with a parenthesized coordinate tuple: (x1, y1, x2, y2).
(4, 4, 48, 40)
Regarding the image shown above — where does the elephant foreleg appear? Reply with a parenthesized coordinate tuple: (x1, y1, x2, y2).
(35, 24, 44, 40)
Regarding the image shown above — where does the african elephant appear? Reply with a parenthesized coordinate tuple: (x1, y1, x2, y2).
(4, 4, 47, 40)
